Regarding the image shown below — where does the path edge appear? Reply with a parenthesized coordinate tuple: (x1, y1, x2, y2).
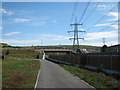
(34, 59, 41, 89)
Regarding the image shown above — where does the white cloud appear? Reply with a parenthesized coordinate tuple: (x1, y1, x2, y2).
(0, 26, 2, 31)
(98, 5, 107, 8)
(49, 20, 57, 23)
(4, 32, 21, 36)
(2, 39, 41, 44)
(110, 25, 118, 29)
(97, 5, 107, 10)
(81, 41, 118, 46)
(14, 18, 31, 23)
(97, 4, 115, 11)
(78, 29, 86, 30)
(7, 11, 14, 15)
(107, 12, 118, 21)
(0, 8, 14, 15)
(95, 23, 110, 26)
(40, 34, 69, 41)
(30, 21, 46, 26)
(85, 31, 117, 40)
(95, 23, 118, 29)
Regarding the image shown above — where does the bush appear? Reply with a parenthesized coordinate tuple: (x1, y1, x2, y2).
(5, 50, 10, 55)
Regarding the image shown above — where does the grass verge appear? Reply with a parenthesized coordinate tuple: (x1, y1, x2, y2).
(60, 64, 120, 88)
(2, 56, 40, 88)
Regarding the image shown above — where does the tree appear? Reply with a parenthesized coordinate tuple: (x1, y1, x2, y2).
(101, 45, 107, 52)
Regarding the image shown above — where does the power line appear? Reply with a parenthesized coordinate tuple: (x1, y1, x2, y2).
(79, 0, 91, 23)
(86, 4, 118, 31)
(97, 20, 118, 32)
(83, 20, 118, 45)
(82, 2, 100, 24)
(70, 0, 78, 23)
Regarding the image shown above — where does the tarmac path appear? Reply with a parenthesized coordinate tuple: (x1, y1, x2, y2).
(36, 59, 94, 88)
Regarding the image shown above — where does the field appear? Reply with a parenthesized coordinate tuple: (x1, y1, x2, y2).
(2, 56, 40, 88)
(2, 49, 41, 88)
(33, 45, 101, 50)
(60, 64, 120, 88)
(2, 49, 42, 59)
(2, 43, 101, 51)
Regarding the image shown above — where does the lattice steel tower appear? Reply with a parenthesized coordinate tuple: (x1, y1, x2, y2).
(68, 17, 85, 49)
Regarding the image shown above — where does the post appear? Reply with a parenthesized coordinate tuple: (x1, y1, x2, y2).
(110, 54, 112, 74)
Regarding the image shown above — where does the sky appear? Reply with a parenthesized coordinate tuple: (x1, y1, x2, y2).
(1, 1, 119, 46)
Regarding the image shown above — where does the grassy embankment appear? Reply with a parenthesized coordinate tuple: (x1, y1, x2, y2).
(2, 49, 41, 88)
(60, 64, 120, 88)
(2, 49, 42, 59)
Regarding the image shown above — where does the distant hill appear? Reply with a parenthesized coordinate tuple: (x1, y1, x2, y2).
(1, 43, 11, 48)
(1, 43, 8, 46)
(33, 45, 101, 51)
(1, 43, 101, 51)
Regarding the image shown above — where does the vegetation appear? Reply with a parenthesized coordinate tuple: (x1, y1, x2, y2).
(1, 43, 101, 51)
(1, 43, 11, 48)
(2, 49, 42, 59)
(33, 45, 101, 50)
(60, 64, 120, 88)
(45, 52, 67, 55)
(2, 56, 40, 88)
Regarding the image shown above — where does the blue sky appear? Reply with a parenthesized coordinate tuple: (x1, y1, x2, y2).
(1, 2, 119, 46)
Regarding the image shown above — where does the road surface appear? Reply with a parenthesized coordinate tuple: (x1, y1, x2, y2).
(36, 59, 94, 88)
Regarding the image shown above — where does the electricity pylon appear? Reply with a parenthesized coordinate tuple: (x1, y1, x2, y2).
(68, 17, 85, 49)
(103, 38, 106, 45)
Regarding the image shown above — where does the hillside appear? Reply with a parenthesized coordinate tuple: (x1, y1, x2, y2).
(1, 43, 101, 50)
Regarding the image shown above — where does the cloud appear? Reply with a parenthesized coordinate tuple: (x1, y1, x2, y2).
(98, 5, 107, 8)
(110, 25, 118, 29)
(14, 18, 31, 23)
(0, 8, 14, 15)
(95, 23, 118, 29)
(2, 39, 41, 44)
(81, 41, 118, 46)
(85, 31, 117, 40)
(30, 21, 46, 26)
(78, 29, 86, 30)
(107, 12, 118, 21)
(4, 32, 21, 36)
(97, 5, 107, 10)
(97, 4, 115, 11)
(0, 26, 2, 31)
(95, 23, 110, 26)
(40, 34, 69, 41)
(49, 20, 57, 23)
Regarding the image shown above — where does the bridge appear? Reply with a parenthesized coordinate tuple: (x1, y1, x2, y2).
(35, 49, 73, 53)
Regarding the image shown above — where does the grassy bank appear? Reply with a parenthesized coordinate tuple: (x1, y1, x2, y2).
(60, 64, 120, 88)
(2, 56, 40, 88)
(2, 49, 42, 59)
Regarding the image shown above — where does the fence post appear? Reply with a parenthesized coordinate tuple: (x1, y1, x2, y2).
(78, 55, 80, 66)
(110, 54, 112, 74)
(99, 55, 100, 69)
(87, 55, 88, 66)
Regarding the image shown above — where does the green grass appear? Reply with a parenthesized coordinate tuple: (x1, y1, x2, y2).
(1, 43, 101, 51)
(2, 49, 42, 59)
(60, 64, 120, 88)
(46, 52, 67, 55)
(61, 45, 101, 50)
(2, 56, 40, 88)
(31, 45, 101, 50)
